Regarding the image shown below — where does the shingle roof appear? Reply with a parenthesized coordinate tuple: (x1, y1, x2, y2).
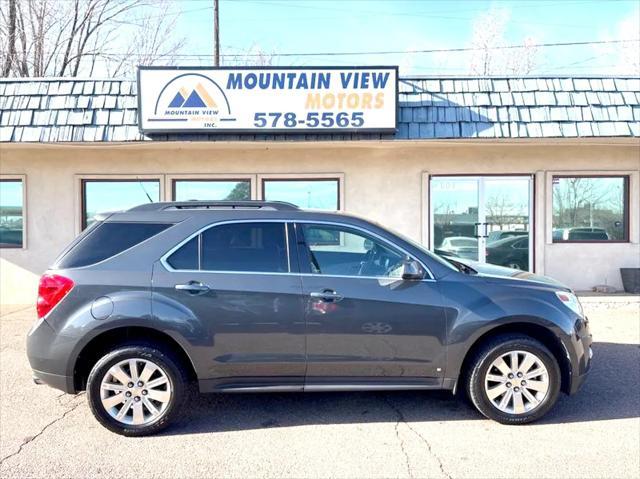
(1, 76, 639, 142)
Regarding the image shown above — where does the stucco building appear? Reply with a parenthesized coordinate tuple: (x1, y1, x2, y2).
(1, 73, 639, 303)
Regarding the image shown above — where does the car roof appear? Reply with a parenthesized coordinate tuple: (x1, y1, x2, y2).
(97, 201, 366, 225)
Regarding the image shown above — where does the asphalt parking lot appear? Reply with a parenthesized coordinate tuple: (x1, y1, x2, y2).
(1, 301, 639, 479)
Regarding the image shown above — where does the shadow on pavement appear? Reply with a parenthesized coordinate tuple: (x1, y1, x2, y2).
(162, 341, 640, 436)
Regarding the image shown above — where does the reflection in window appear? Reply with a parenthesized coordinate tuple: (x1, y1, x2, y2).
(0, 180, 23, 248)
(263, 179, 339, 209)
(83, 180, 160, 228)
(173, 180, 250, 201)
(552, 176, 628, 241)
(301, 224, 404, 277)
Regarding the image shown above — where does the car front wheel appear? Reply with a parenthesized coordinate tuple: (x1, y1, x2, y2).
(86, 345, 188, 436)
(466, 334, 561, 424)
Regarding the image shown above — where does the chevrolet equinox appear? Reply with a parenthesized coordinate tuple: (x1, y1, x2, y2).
(27, 201, 592, 436)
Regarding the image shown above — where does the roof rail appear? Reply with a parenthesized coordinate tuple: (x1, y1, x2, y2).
(127, 200, 300, 212)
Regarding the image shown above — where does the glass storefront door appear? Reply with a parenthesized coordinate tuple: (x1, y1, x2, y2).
(430, 176, 533, 271)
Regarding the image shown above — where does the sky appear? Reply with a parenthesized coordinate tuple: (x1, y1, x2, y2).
(160, 0, 640, 76)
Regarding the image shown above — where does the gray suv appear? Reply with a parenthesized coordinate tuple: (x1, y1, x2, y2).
(27, 201, 592, 436)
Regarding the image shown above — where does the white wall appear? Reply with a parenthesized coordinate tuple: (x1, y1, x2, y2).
(1, 139, 639, 304)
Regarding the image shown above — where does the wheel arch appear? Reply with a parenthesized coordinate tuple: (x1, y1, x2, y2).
(456, 322, 572, 395)
(72, 326, 198, 392)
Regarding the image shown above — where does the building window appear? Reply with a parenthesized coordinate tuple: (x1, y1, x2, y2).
(173, 179, 250, 201)
(0, 179, 24, 248)
(262, 178, 340, 209)
(552, 176, 629, 242)
(82, 179, 160, 228)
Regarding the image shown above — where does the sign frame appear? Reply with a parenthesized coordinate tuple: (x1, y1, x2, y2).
(136, 65, 399, 135)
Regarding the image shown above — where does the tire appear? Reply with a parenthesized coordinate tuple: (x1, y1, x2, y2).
(504, 261, 526, 271)
(466, 334, 561, 425)
(86, 344, 188, 436)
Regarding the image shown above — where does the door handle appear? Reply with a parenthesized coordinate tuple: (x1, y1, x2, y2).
(175, 281, 210, 295)
(310, 290, 343, 302)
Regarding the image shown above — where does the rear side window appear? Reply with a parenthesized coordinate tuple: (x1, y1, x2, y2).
(166, 237, 198, 270)
(166, 222, 289, 273)
(57, 222, 170, 268)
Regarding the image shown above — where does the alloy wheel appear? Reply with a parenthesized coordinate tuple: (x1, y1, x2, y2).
(99, 358, 172, 426)
(484, 350, 549, 415)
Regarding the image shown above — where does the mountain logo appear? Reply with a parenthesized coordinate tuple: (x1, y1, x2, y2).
(168, 83, 218, 108)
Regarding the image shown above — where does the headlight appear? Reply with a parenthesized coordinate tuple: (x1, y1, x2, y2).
(555, 291, 584, 317)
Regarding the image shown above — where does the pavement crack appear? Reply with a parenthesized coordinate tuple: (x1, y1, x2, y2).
(383, 395, 452, 479)
(392, 409, 414, 478)
(0, 396, 83, 465)
(383, 395, 415, 478)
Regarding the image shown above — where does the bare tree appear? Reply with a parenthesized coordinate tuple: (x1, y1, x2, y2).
(1, 0, 17, 76)
(553, 178, 615, 227)
(224, 44, 276, 67)
(593, 7, 640, 75)
(105, 1, 185, 77)
(468, 8, 539, 75)
(0, 0, 186, 78)
(486, 194, 515, 228)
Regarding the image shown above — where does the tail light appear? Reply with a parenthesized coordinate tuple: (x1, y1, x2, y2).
(37, 274, 74, 319)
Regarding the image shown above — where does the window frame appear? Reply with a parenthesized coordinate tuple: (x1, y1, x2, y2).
(0, 175, 27, 250)
(294, 220, 435, 281)
(258, 174, 344, 210)
(77, 175, 164, 232)
(550, 174, 630, 244)
(168, 174, 257, 201)
(161, 220, 293, 275)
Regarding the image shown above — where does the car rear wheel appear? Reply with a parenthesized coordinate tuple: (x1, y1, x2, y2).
(505, 261, 525, 270)
(466, 334, 561, 424)
(86, 345, 188, 436)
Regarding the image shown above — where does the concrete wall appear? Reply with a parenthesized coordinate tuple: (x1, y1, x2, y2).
(1, 139, 639, 304)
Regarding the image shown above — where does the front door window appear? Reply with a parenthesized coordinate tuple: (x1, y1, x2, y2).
(298, 223, 405, 278)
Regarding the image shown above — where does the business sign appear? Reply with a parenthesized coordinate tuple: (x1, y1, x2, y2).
(137, 66, 398, 133)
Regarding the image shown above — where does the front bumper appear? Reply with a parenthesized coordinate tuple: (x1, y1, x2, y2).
(567, 316, 593, 395)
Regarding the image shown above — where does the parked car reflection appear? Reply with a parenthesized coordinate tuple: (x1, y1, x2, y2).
(436, 236, 478, 260)
(486, 230, 528, 244)
(485, 235, 529, 271)
(553, 227, 609, 241)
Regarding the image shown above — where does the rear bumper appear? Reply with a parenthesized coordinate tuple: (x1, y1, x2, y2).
(27, 317, 78, 394)
(31, 369, 76, 394)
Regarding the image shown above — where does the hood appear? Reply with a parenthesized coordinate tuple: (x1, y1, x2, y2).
(444, 257, 569, 290)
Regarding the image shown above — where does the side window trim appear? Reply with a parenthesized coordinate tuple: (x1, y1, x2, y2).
(294, 220, 435, 281)
(161, 219, 293, 275)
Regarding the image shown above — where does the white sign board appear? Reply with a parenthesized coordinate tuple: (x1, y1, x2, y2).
(137, 67, 398, 133)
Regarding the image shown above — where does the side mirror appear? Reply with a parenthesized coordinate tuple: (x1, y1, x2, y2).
(401, 259, 425, 280)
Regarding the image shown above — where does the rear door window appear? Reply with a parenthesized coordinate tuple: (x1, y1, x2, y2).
(165, 222, 289, 273)
(201, 222, 288, 272)
(57, 222, 170, 268)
